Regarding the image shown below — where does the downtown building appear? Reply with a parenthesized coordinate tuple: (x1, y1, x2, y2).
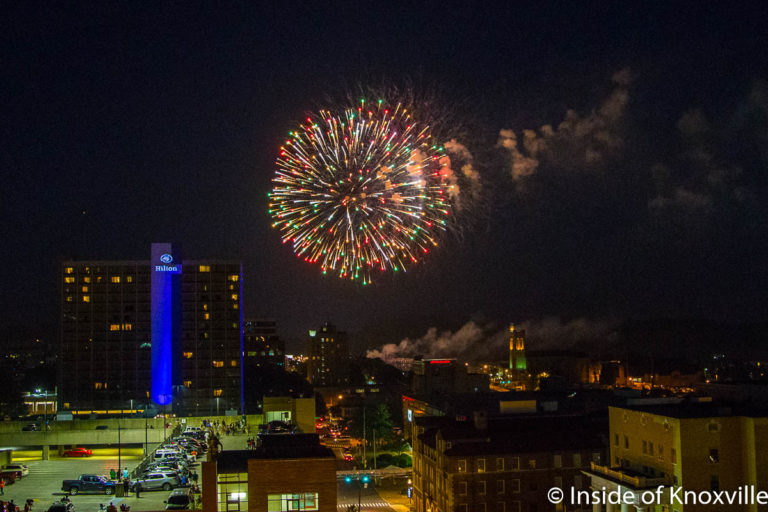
(59, 243, 243, 416)
(306, 322, 350, 387)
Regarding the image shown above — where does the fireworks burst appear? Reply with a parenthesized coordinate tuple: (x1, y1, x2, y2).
(268, 99, 454, 284)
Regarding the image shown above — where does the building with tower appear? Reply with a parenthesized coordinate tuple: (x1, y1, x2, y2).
(59, 243, 243, 415)
(509, 323, 527, 375)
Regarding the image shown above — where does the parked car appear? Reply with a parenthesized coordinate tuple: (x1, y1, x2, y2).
(46, 501, 75, 512)
(21, 424, 38, 431)
(62, 447, 93, 457)
(95, 425, 109, 430)
(61, 474, 115, 495)
(164, 488, 194, 510)
(2, 464, 29, 478)
(131, 472, 180, 492)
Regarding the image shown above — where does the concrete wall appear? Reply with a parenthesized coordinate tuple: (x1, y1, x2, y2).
(0, 428, 169, 449)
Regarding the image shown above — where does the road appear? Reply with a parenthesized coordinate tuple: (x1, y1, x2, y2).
(336, 480, 396, 511)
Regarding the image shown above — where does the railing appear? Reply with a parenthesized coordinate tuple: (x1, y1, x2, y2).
(130, 423, 183, 479)
(588, 462, 670, 489)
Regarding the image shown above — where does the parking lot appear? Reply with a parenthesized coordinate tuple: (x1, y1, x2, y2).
(3, 453, 180, 511)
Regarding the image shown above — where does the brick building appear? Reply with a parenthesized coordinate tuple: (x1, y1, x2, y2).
(413, 413, 606, 512)
(202, 434, 336, 511)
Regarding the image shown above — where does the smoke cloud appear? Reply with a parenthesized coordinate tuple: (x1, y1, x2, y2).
(443, 139, 482, 210)
(366, 317, 620, 363)
(497, 68, 633, 180)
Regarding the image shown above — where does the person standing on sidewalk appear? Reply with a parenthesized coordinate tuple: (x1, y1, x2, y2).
(1, 477, 5, 495)
(134, 481, 141, 499)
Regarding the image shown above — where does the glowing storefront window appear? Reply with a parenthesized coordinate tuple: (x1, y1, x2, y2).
(267, 493, 318, 511)
(217, 473, 247, 512)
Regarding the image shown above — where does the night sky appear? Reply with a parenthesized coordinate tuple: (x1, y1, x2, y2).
(4, 3, 767, 354)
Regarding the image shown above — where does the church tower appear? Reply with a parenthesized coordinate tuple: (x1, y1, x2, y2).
(508, 323, 527, 375)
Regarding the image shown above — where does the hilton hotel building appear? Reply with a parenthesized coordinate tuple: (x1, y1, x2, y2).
(59, 243, 243, 416)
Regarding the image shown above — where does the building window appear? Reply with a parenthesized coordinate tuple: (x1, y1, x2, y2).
(457, 459, 467, 472)
(122, 323, 132, 331)
(528, 459, 536, 469)
(218, 473, 248, 512)
(709, 448, 719, 463)
(230, 360, 238, 367)
(213, 389, 223, 397)
(110, 324, 121, 331)
(229, 275, 240, 282)
(111, 276, 121, 283)
(592, 452, 601, 463)
(199, 265, 210, 272)
(64, 277, 75, 283)
(496, 457, 504, 470)
(65, 267, 74, 274)
(213, 360, 224, 368)
(231, 293, 238, 301)
(614, 433, 619, 446)
(478, 458, 486, 472)
(642, 440, 647, 454)
(233, 303, 239, 310)
(126, 275, 133, 283)
(574, 475, 583, 488)
(204, 313, 210, 320)
(203, 304, 209, 311)
(497, 479, 505, 494)
(478, 481, 486, 495)
(183, 380, 191, 388)
(82, 295, 90, 303)
(94, 382, 106, 390)
(649, 443, 654, 456)
(553, 455, 562, 468)
(624, 435, 629, 449)
(81, 286, 89, 292)
(84, 276, 92, 283)
(573, 453, 581, 467)
(458, 481, 467, 496)
(183, 352, 193, 359)
(554, 476, 562, 488)
(267, 493, 318, 511)
(510, 501, 521, 512)
(510, 457, 519, 470)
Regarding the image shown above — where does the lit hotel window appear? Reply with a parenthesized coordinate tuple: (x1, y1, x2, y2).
(65, 267, 74, 274)
(230, 360, 237, 367)
(83, 276, 91, 283)
(203, 304, 208, 311)
(204, 313, 210, 320)
(82, 286, 89, 292)
(231, 293, 238, 301)
(126, 275, 133, 283)
(213, 389, 223, 397)
(82, 295, 90, 303)
(183, 380, 192, 388)
(94, 382, 105, 390)
(228, 275, 239, 282)
(199, 265, 211, 272)
(233, 304, 239, 310)
(65, 277, 75, 283)
(183, 352, 193, 359)
(122, 323, 132, 331)
(110, 324, 120, 331)
(213, 360, 224, 368)
(111, 276, 121, 283)
(66, 296, 73, 302)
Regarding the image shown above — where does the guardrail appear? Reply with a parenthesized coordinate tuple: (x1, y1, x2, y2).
(130, 424, 184, 479)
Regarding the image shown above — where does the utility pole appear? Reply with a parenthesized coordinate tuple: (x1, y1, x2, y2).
(362, 407, 367, 469)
